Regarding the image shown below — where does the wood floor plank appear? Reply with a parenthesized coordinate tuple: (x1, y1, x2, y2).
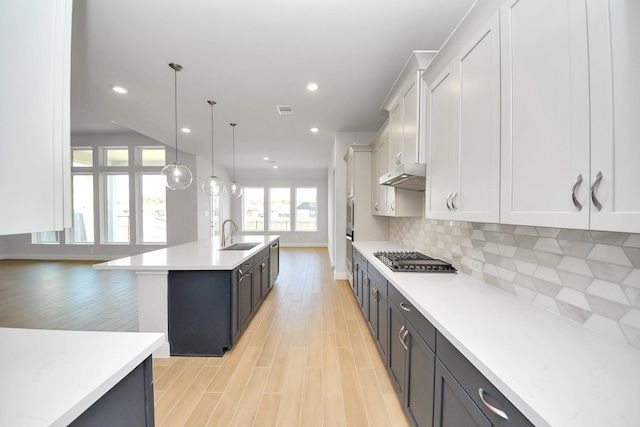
(160, 366, 220, 427)
(299, 367, 323, 427)
(254, 393, 282, 427)
(323, 395, 347, 427)
(357, 368, 394, 427)
(184, 392, 222, 427)
(229, 367, 270, 427)
(337, 347, 369, 426)
(155, 357, 208, 424)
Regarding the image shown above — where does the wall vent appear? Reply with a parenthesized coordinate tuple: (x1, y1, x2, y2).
(276, 105, 294, 115)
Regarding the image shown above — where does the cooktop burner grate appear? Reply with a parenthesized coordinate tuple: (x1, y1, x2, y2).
(374, 251, 457, 273)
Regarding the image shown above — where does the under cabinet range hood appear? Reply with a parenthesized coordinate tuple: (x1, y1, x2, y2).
(379, 163, 426, 191)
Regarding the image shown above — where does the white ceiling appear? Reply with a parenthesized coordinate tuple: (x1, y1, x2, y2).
(70, 0, 476, 170)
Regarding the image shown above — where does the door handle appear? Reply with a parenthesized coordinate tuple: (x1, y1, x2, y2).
(400, 302, 411, 312)
(400, 329, 409, 351)
(446, 193, 453, 211)
(571, 174, 583, 211)
(479, 388, 509, 420)
(451, 192, 458, 211)
(591, 171, 603, 211)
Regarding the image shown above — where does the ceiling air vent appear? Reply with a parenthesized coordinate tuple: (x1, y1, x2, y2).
(276, 105, 294, 115)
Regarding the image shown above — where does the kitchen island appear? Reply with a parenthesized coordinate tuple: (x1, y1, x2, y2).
(0, 327, 163, 426)
(353, 241, 640, 427)
(94, 235, 279, 358)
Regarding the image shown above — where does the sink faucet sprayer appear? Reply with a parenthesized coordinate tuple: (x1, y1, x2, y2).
(221, 219, 239, 247)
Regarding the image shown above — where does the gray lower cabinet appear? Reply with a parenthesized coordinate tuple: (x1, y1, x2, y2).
(388, 285, 436, 427)
(353, 248, 364, 304)
(168, 240, 279, 357)
(435, 332, 534, 427)
(367, 264, 388, 362)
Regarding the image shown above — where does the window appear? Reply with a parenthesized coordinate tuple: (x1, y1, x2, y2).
(105, 175, 130, 243)
(243, 187, 264, 231)
(72, 148, 93, 167)
(32, 231, 60, 244)
(295, 187, 317, 231)
(140, 174, 166, 243)
(71, 175, 94, 243)
(140, 148, 166, 166)
(105, 148, 129, 166)
(269, 187, 291, 231)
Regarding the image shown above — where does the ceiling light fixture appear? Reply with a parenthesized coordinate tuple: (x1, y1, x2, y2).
(263, 157, 269, 161)
(273, 165, 278, 169)
(310, 127, 319, 133)
(202, 101, 225, 197)
(180, 127, 191, 133)
(161, 63, 193, 190)
(112, 85, 128, 94)
(306, 82, 319, 92)
(228, 123, 243, 199)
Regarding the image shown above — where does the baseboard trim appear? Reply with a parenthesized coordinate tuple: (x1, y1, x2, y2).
(2, 253, 113, 261)
(334, 271, 347, 280)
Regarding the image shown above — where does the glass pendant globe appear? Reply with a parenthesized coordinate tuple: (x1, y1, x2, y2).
(202, 175, 225, 196)
(229, 181, 243, 198)
(161, 161, 193, 190)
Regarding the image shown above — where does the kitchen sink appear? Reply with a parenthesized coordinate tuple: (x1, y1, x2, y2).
(219, 242, 260, 251)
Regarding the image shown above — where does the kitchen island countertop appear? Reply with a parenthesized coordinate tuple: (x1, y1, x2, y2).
(94, 235, 280, 271)
(0, 328, 163, 427)
(354, 241, 640, 427)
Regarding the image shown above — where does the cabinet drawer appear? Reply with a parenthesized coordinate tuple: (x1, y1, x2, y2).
(436, 332, 533, 427)
(388, 284, 436, 351)
(253, 246, 269, 264)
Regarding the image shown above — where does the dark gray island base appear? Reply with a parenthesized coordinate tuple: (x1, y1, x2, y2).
(168, 242, 278, 356)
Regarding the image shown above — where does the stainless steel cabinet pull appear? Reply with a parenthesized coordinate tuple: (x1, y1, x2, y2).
(395, 152, 402, 165)
(398, 325, 405, 344)
(238, 268, 244, 277)
(261, 262, 266, 270)
(571, 174, 583, 211)
(591, 171, 603, 211)
(401, 329, 409, 350)
(374, 202, 379, 211)
(400, 302, 411, 312)
(478, 388, 509, 420)
(391, 200, 396, 211)
(446, 193, 452, 211)
(372, 287, 378, 301)
(451, 192, 458, 211)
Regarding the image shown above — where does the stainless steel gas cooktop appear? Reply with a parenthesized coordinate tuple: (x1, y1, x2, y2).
(374, 251, 457, 273)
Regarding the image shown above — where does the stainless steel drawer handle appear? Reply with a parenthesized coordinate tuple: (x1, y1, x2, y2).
(400, 329, 409, 350)
(591, 171, 603, 211)
(372, 287, 378, 301)
(451, 192, 457, 211)
(446, 193, 453, 211)
(400, 302, 411, 312)
(571, 174, 583, 211)
(478, 388, 509, 420)
(374, 202, 379, 211)
(398, 325, 405, 346)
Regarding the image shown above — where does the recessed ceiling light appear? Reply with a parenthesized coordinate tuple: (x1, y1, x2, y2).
(273, 165, 278, 169)
(180, 127, 191, 133)
(310, 127, 319, 133)
(306, 82, 319, 92)
(263, 157, 269, 160)
(112, 85, 128, 94)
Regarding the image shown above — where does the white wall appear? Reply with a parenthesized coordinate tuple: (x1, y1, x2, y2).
(230, 168, 329, 247)
(331, 132, 376, 279)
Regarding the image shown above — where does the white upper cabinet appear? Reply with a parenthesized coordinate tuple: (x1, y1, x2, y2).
(426, 12, 501, 223)
(587, 0, 640, 233)
(382, 51, 437, 172)
(499, 0, 591, 229)
(0, 0, 73, 236)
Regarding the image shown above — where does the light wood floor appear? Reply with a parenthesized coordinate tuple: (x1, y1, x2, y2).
(0, 249, 410, 427)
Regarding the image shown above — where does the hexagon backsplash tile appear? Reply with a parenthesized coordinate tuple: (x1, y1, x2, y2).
(390, 217, 640, 349)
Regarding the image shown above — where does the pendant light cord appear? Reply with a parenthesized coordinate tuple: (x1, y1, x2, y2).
(209, 102, 216, 175)
(231, 123, 237, 181)
(174, 68, 178, 162)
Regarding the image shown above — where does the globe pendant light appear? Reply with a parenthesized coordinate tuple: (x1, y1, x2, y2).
(202, 100, 225, 196)
(228, 123, 243, 199)
(161, 63, 193, 190)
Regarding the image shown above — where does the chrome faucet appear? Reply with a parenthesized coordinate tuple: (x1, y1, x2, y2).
(221, 219, 239, 247)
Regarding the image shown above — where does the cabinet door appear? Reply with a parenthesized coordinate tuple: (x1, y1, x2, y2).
(388, 103, 403, 170)
(405, 322, 436, 427)
(588, 0, 640, 233)
(371, 136, 387, 216)
(402, 80, 419, 165)
(361, 258, 370, 318)
(434, 359, 492, 427)
(387, 300, 406, 397)
(500, 0, 590, 228)
(377, 282, 389, 362)
(237, 269, 253, 333)
(427, 67, 459, 219)
(259, 257, 270, 299)
(346, 156, 354, 199)
(457, 12, 501, 223)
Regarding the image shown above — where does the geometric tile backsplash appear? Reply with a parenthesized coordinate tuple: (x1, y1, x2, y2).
(390, 218, 640, 349)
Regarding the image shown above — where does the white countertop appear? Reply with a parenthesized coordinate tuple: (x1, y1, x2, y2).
(354, 241, 640, 427)
(93, 235, 279, 271)
(0, 328, 163, 427)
